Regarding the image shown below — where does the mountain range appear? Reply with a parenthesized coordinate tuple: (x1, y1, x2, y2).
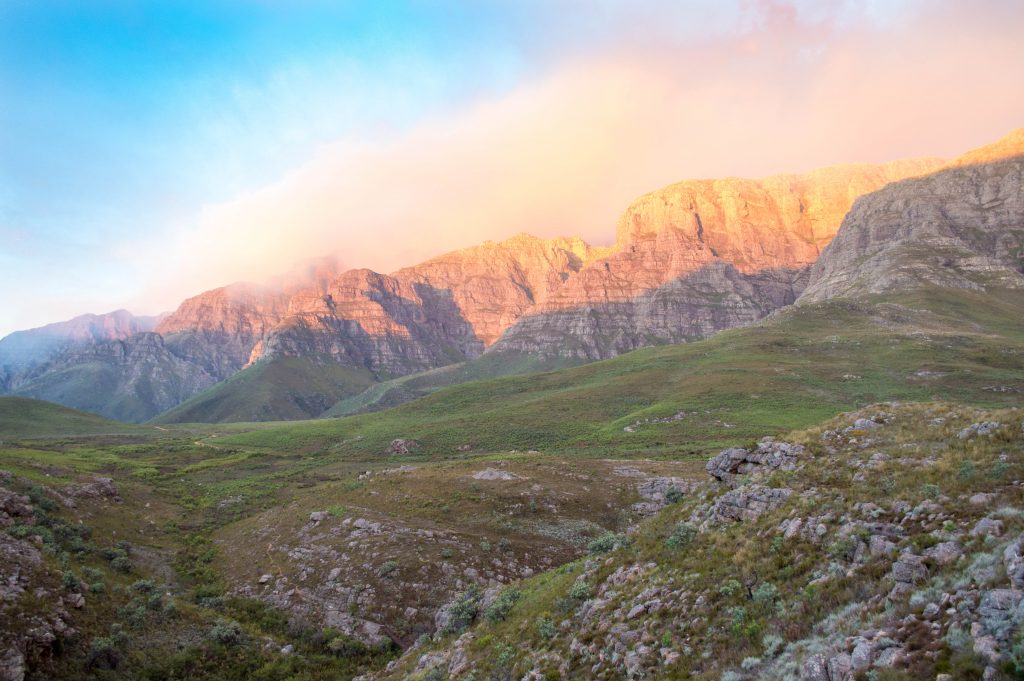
(1, 130, 1021, 424)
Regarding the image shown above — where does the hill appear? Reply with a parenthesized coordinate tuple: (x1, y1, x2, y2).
(0, 396, 141, 438)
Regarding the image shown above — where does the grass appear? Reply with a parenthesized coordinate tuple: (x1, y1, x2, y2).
(0, 396, 145, 438)
(209, 288, 1024, 460)
(152, 355, 377, 424)
(1, 285, 1022, 679)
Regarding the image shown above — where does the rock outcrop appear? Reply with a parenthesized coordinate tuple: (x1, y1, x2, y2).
(800, 129, 1024, 302)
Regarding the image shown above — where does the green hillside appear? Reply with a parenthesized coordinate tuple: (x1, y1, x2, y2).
(214, 287, 1024, 459)
(0, 396, 142, 438)
(152, 355, 377, 424)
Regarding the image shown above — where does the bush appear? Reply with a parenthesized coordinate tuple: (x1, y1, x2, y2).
(762, 633, 784, 657)
(440, 547, 454, 559)
(378, 560, 399, 578)
(569, 580, 591, 601)
(62, 570, 79, 591)
(207, 619, 243, 646)
(587, 532, 628, 554)
(88, 636, 121, 670)
(484, 588, 522, 624)
(442, 587, 480, 635)
(537, 615, 556, 641)
(752, 582, 779, 605)
(665, 522, 696, 549)
(665, 486, 684, 504)
(922, 483, 941, 499)
(328, 635, 369, 657)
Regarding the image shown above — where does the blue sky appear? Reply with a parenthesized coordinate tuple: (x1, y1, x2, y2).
(1, 0, 1022, 336)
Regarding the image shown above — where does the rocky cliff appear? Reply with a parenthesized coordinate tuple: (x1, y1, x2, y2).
(799, 130, 1024, 303)
(490, 159, 944, 358)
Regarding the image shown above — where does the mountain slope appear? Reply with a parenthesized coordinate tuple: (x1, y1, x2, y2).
(801, 129, 1024, 302)
(215, 286, 1024, 458)
(151, 355, 376, 423)
(0, 396, 141, 437)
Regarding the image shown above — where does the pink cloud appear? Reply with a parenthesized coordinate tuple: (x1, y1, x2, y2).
(129, 0, 1024, 314)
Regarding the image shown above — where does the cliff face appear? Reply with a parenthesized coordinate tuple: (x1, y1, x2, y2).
(490, 159, 944, 357)
(800, 131, 1024, 303)
(155, 158, 943, 372)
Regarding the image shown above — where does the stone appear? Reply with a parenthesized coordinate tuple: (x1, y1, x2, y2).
(971, 517, 1004, 537)
(706, 485, 793, 524)
(1003, 534, 1024, 590)
(471, 468, 523, 481)
(892, 554, 928, 585)
(924, 541, 962, 566)
(309, 511, 330, 523)
(388, 439, 420, 455)
(705, 439, 803, 481)
(959, 422, 1002, 440)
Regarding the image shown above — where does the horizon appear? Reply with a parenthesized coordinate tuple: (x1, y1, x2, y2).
(3, 0, 1024, 337)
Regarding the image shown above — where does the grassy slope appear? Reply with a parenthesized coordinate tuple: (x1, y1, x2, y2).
(377, 402, 1024, 680)
(323, 352, 585, 417)
(152, 355, 377, 424)
(0, 396, 145, 438)
(213, 288, 1024, 459)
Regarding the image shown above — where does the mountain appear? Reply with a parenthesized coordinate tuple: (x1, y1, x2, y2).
(0, 309, 163, 386)
(800, 129, 1024, 302)
(0, 140, 996, 424)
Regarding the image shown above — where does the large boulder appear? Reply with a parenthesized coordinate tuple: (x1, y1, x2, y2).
(705, 437, 803, 481)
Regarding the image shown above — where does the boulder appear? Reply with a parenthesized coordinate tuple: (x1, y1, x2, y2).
(705, 438, 803, 481)
(388, 439, 420, 455)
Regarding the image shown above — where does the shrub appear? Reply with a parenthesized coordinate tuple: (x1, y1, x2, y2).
(88, 636, 121, 670)
(762, 633, 784, 657)
(537, 615, 556, 640)
(110, 556, 133, 573)
(665, 486, 684, 504)
(484, 588, 522, 624)
(587, 532, 628, 554)
(497, 537, 512, 553)
(665, 522, 696, 550)
(991, 461, 1009, 480)
(569, 580, 591, 601)
(922, 483, 941, 499)
(741, 656, 761, 670)
(957, 460, 977, 481)
(752, 582, 779, 605)
(479, 540, 491, 553)
(443, 587, 480, 635)
(62, 570, 79, 591)
(440, 547, 454, 559)
(328, 635, 369, 657)
(207, 619, 243, 646)
(719, 579, 743, 598)
(378, 560, 399, 578)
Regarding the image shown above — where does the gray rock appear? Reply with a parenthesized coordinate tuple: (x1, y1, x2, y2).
(707, 485, 793, 524)
(801, 654, 830, 681)
(972, 517, 1005, 537)
(1005, 534, 1024, 590)
(891, 554, 928, 585)
(705, 438, 803, 481)
(924, 541, 962, 566)
(959, 422, 1002, 439)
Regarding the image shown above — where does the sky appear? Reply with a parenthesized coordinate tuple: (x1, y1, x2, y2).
(1, 0, 1023, 337)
